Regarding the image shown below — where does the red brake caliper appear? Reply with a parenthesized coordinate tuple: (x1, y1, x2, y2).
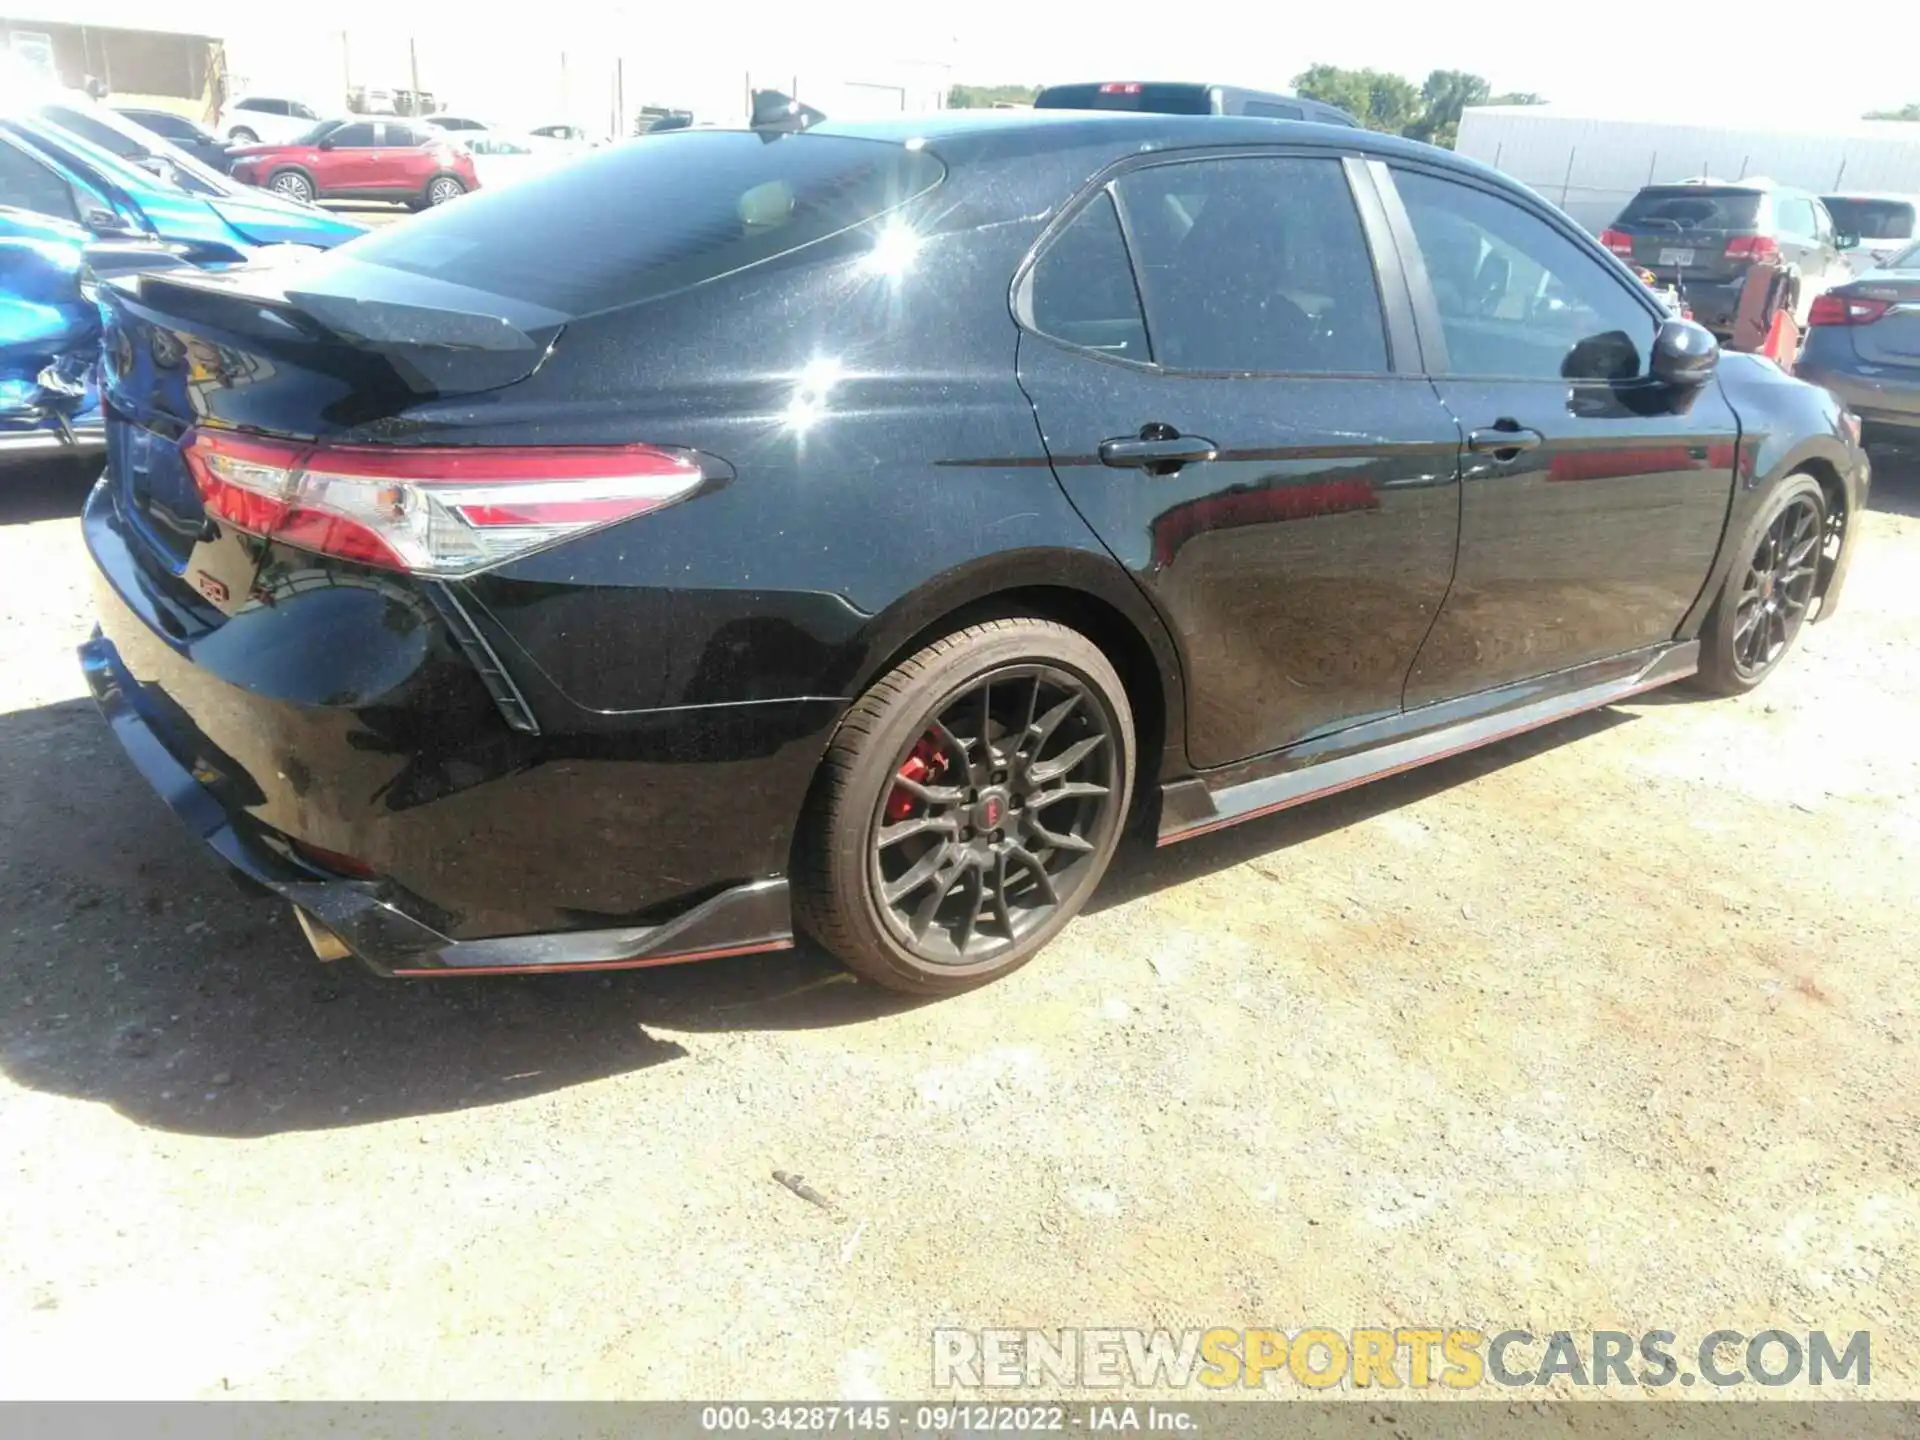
(886, 734, 944, 823)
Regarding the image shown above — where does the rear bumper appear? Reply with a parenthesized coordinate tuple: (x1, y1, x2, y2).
(1793, 357, 1920, 429)
(78, 469, 834, 975)
(80, 632, 794, 975)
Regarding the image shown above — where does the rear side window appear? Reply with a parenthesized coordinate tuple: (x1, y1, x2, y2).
(1113, 155, 1390, 374)
(1033, 84, 1213, 115)
(336, 130, 945, 315)
(1617, 187, 1762, 231)
(1823, 197, 1917, 241)
(0, 137, 77, 222)
(1025, 191, 1149, 361)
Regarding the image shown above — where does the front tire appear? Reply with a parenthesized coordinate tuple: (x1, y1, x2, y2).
(794, 618, 1135, 994)
(1696, 475, 1827, 695)
(266, 168, 314, 204)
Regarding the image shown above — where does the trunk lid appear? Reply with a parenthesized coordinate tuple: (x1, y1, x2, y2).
(1613, 187, 1766, 285)
(1847, 273, 1920, 369)
(97, 250, 564, 582)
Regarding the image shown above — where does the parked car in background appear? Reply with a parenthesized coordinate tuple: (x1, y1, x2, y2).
(423, 114, 494, 135)
(1034, 81, 1360, 127)
(1820, 193, 1919, 275)
(227, 118, 479, 209)
(0, 206, 100, 454)
(457, 130, 568, 189)
(1600, 180, 1850, 337)
(0, 112, 364, 254)
(112, 107, 233, 173)
(1795, 239, 1920, 439)
(221, 96, 324, 146)
(527, 123, 596, 148)
(77, 114, 1866, 995)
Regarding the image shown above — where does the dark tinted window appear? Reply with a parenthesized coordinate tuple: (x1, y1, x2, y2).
(0, 137, 77, 221)
(239, 99, 285, 116)
(1395, 168, 1655, 381)
(291, 103, 319, 120)
(1114, 156, 1389, 374)
(1617, 187, 1763, 231)
(336, 129, 944, 315)
(1025, 191, 1149, 361)
(329, 123, 377, 147)
(37, 103, 141, 161)
(292, 119, 346, 145)
(1243, 101, 1305, 119)
(383, 124, 428, 147)
(1033, 83, 1213, 114)
(1822, 197, 1917, 241)
(121, 109, 190, 139)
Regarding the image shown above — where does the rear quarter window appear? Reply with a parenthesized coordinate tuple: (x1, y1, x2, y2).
(334, 130, 944, 315)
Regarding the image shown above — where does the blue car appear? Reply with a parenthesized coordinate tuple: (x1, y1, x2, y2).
(0, 112, 363, 452)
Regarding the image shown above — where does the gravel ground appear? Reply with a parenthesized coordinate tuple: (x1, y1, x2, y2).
(1, 441, 1915, 1404)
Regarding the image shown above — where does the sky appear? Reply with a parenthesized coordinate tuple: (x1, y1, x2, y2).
(23, 0, 1919, 126)
(930, 0, 1914, 125)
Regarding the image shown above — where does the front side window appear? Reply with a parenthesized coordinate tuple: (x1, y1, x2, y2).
(329, 123, 377, 148)
(1394, 167, 1656, 382)
(1114, 155, 1390, 374)
(1024, 190, 1150, 362)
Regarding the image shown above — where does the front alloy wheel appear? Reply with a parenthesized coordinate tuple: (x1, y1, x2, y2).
(795, 618, 1135, 993)
(269, 171, 313, 204)
(1698, 474, 1829, 694)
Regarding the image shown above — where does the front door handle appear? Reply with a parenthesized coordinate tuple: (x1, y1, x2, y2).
(1466, 422, 1545, 455)
(1098, 431, 1218, 472)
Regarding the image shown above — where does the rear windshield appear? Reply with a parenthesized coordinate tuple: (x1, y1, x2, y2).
(1821, 197, 1917, 241)
(1033, 83, 1213, 115)
(333, 129, 944, 316)
(1617, 187, 1763, 231)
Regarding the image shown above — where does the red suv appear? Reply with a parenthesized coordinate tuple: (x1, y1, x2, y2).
(228, 118, 479, 210)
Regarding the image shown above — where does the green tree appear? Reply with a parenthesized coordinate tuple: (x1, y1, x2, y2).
(1865, 102, 1920, 120)
(1407, 69, 1491, 148)
(1293, 64, 1422, 134)
(947, 83, 1039, 109)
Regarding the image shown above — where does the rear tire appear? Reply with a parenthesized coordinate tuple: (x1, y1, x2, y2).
(793, 618, 1135, 995)
(1695, 474, 1826, 695)
(424, 175, 466, 207)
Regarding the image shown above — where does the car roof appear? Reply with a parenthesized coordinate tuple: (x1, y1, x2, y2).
(811, 109, 1469, 169)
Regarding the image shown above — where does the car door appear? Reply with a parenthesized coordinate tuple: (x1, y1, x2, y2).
(1016, 150, 1462, 769)
(319, 121, 381, 191)
(367, 123, 425, 193)
(1377, 161, 1741, 706)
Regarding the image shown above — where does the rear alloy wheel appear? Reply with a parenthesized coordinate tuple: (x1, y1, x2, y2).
(426, 176, 465, 206)
(795, 618, 1134, 994)
(1697, 475, 1827, 694)
(268, 170, 313, 204)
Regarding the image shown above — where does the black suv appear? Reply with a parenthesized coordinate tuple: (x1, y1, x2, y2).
(1034, 81, 1359, 127)
(1602, 181, 1850, 336)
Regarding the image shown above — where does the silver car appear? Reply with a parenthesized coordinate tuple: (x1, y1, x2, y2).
(1796, 239, 1920, 437)
(1820, 192, 1920, 276)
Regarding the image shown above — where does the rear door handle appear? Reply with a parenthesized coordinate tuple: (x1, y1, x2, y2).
(1466, 424, 1545, 455)
(1098, 433, 1219, 471)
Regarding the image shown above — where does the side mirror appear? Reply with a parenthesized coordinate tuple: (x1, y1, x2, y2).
(1650, 317, 1720, 389)
(1836, 232, 1860, 251)
(317, 137, 336, 150)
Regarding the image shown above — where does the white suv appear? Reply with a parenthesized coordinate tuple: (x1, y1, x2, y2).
(222, 96, 324, 145)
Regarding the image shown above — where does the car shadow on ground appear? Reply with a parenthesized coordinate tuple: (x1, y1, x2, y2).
(0, 453, 101, 525)
(0, 687, 1631, 1139)
(1865, 435, 1920, 517)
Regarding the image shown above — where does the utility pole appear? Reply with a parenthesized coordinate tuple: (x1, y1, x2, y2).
(408, 36, 421, 115)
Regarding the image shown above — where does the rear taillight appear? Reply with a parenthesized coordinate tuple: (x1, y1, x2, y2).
(182, 429, 705, 576)
(1807, 293, 1891, 327)
(1599, 228, 1635, 257)
(1726, 234, 1781, 261)
(1099, 82, 1144, 94)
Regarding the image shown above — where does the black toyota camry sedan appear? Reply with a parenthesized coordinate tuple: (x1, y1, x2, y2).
(80, 112, 1869, 993)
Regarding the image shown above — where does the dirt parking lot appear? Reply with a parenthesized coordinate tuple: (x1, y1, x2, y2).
(1, 441, 1915, 1403)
